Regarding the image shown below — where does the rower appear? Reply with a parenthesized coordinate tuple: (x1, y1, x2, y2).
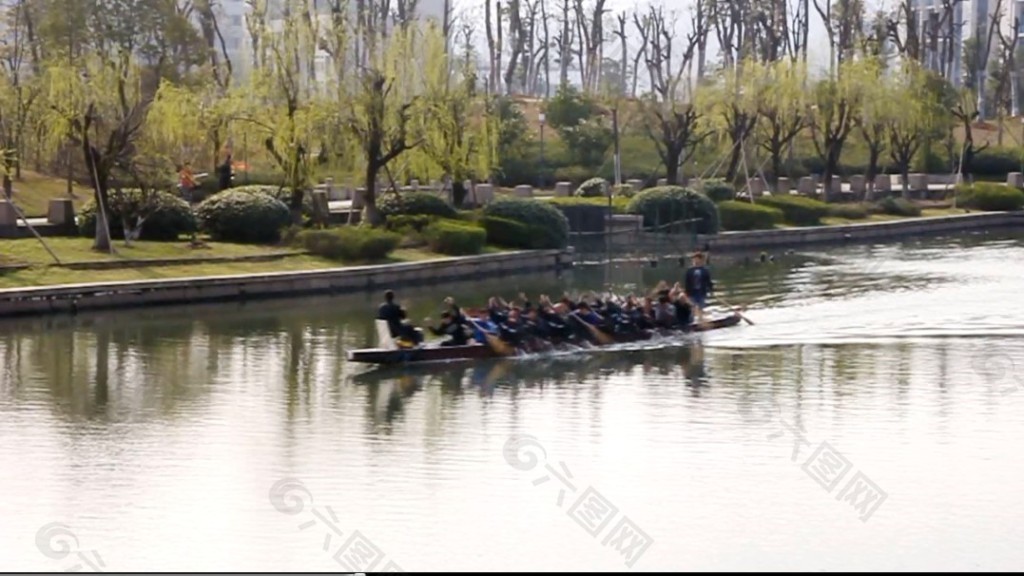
(470, 310, 499, 345)
(428, 311, 470, 347)
(376, 290, 423, 346)
(684, 251, 714, 320)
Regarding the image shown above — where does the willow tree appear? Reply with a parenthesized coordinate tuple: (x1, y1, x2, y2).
(43, 53, 151, 251)
(850, 57, 890, 191)
(344, 25, 424, 226)
(147, 78, 245, 174)
(750, 59, 809, 186)
(238, 0, 326, 222)
(699, 63, 759, 182)
(888, 62, 948, 197)
(809, 61, 864, 201)
(418, 24, 498, 207)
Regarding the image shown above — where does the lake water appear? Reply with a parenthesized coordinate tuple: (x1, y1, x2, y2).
(2, 229, 1024, 571)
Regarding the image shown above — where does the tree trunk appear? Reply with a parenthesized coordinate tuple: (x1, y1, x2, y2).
(452, 178, 468, 207)
(665, 145, 683, 185)
(290, 188, 305, 225)
(2, 174, 11, 199)
(363, 164, 383, 226)
(84, 144, 112, 252)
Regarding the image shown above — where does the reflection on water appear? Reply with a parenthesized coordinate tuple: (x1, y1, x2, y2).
(1, 230, 1024, 571)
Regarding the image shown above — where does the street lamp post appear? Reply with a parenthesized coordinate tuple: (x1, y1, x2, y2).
(538, 113, 546, 190)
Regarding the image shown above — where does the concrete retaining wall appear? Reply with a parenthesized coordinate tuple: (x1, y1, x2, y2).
(0, 249, 575, 318)
(693, 211, 1023, 251)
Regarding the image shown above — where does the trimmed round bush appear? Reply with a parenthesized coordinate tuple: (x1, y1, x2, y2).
(379, 192, 458, 219)
(758, 195, 829, 226)
(698, 179, 736, 203)
(825, 203, 870, 220)
(574, 177, 608, 198)
(956, 183, 1024, 211)
(625, 186, 720, 234)
(78, 189, 196, 241)
(613, 183, 636, 198)
(718, 200, 783, 231)
(424, 219, 487, 255)
(384, 214, 436, 234)
(298, 226, 400, 261)
(196, 190, 291, 243)
(231, 184, 313, 218)
(482, 197, 570, 249)
(482, 216, 538, 249)
(872, 197, 922, 217)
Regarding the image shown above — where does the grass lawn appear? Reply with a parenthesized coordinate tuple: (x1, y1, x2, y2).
(7, 170, 92, 217)
(0, 236, 467, 289)
(820, 206, 972, 226)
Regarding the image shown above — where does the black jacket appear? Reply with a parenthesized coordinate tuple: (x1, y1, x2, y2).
(377, 302, 405, 337)
(684, 266, 714, 297)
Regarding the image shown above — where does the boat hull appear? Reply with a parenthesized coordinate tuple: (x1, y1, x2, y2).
(347, 313, 743, 366)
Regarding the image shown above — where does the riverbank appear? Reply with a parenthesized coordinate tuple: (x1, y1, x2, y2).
(0, 248, 574, 318)
(696, 210, 1024, 252)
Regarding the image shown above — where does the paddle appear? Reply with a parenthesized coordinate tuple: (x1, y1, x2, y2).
(715, 296, 755, 325)
(570, 311, 615, 346)
(467, 318, 518, 357)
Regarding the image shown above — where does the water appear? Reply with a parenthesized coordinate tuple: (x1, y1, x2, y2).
(2, 230, 1024, 571)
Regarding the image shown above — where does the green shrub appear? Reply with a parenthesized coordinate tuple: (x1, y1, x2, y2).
(718, 200, 783, 231)
(549, 195, 631, 213)
(423, 219, 487, 255)
(78, 189, 196, 241)
(697, 179, 736, 203)
(196, 190, 291, 243)
(872, 197, 922, 217)
(574, 177, 608, 198)
(825, 203, 870, 220)
(384, 214, 436, 234)
(230, 184, 312, 217)
(625, 186, 720, 234)
(482, 197, 570, 249)
(379, 192, 458, 219)
(758, 195, 829, 225)
(482, 216, 541, 249)
(298, 226, 400, 261)
(613, 183, 636, 198)
(968, 146, 1021, 178)
(955, 182, 1024, 211)
(553, 165, 593, 185)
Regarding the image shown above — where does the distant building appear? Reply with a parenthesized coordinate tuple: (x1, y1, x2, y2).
(913, 0, 1024, 87)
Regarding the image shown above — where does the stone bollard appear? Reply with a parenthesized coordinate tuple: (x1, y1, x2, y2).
(850, 175, 866, 197)
(514, 184, 533, 198)
(554, 181, 573, 197)
(1008, 172, 1023, 188)
(311, 190, 330, 225)
(47, 198, 76, 226)
(873, 174, 891, 193)
(775, 177, 791, 193)
(797, 176, 815, 195)
(352, 188, 366, 210)
(626, 179, 644, 191)
(830, 175, 843, 196)
(474, 183, 495, 205)
(325, 178, 344, 201)
(908, 173, 928, 192)
(410, 179, 420, 192)
(748, 177, 766, 198)
(656, 178, 668, 187)
(0, 200, 17, 232)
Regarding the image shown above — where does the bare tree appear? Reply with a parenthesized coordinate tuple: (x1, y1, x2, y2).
(573, 0, 608, 93)
(638, 5, 709, 184)
(975, 0, 1004, 119)
(556, 0, 573, 87)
